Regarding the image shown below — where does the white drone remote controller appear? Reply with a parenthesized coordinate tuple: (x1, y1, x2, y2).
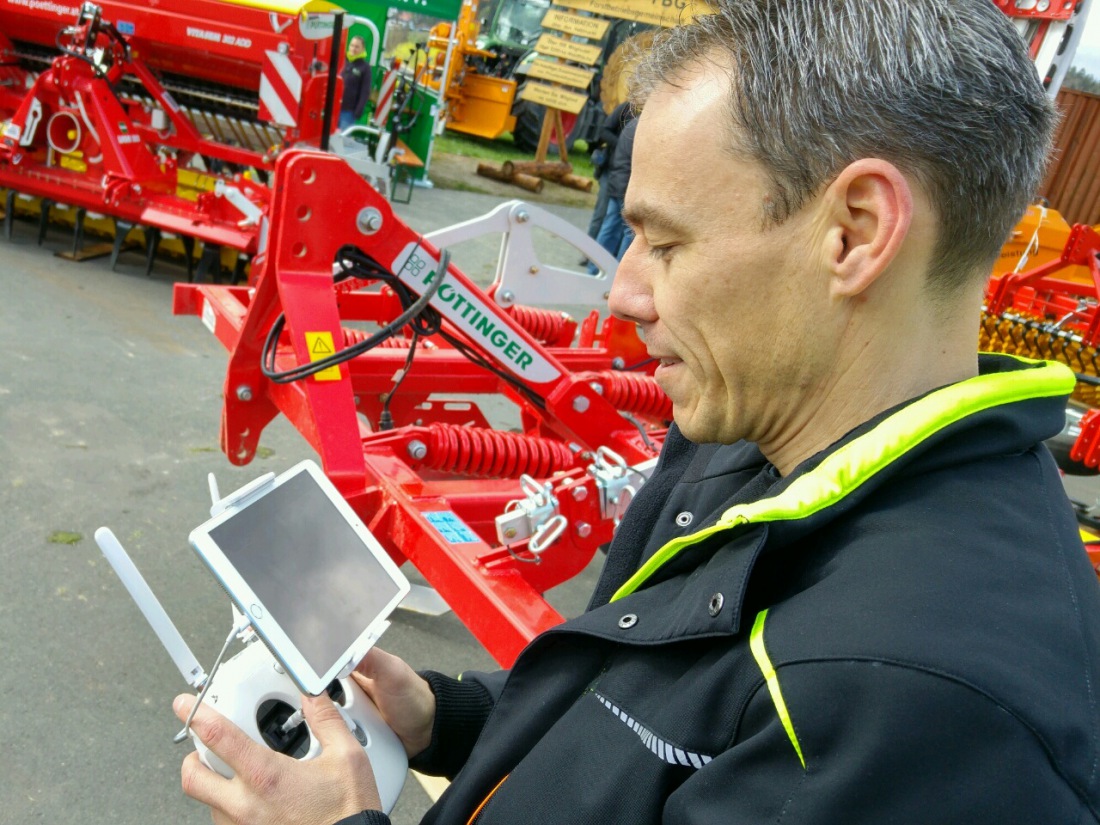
(94, 525, 408, 812)
(186, 633, 407, 806)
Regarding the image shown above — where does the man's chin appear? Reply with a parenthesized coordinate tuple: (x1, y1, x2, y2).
(669, 404, 738, 446)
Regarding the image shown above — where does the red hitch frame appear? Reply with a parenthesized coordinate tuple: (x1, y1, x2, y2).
(174, 149, 666, 665)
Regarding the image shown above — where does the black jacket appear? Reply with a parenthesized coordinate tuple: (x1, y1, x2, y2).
(603, 117, 636, 203)
(593, 102, 631, 177)
(341, 354, 1100, 824)
(341, 58, 372, 121)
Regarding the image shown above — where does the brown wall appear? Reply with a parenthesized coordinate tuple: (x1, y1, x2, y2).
(1042, 87, 1100, 226)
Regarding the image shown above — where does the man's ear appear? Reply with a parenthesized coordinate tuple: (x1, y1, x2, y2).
(820, 159, 914, 298)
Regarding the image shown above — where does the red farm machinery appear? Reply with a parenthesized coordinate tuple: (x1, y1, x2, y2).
(3, 0, 1100, 664)
(0, 0, 380, 280)
(172, 149, 666, 666)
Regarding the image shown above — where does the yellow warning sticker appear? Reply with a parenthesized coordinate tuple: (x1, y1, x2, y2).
(59, 154, 87, 173)
(304, 331, 342, 381)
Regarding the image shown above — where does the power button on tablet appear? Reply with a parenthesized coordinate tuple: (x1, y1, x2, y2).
(250, 604, 264, 619)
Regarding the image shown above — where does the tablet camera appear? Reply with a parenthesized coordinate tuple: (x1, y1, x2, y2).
(257, 699, 311, 758)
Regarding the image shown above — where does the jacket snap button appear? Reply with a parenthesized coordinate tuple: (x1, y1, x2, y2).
(675, 511, 693, 527)
(618, 613, 638, 629)
(708, 593, 724, 617)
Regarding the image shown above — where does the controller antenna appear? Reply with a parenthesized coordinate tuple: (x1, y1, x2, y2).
(95, 527, 208, 690)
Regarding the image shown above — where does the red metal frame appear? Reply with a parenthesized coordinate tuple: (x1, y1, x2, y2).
(0, 0, 338, 129)
(174, 148, 666, 666)
(0, 1, 344, 255)
(985, 224, 1100, 346)
(991, 0, 1077, 21)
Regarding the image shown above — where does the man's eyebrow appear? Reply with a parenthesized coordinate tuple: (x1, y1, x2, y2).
(621, 202, 687, 236)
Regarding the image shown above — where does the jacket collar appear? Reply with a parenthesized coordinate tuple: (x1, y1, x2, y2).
(610, 355, 1073, 605)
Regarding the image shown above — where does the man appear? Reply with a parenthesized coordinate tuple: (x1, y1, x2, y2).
(339, 35, 372, 131)
(175, 1, 1100, 822)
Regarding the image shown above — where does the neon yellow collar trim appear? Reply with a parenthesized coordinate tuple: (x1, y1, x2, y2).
(610, 356, 1074, 603)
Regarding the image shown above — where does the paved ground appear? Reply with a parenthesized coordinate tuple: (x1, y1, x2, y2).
(0, 183, 604, 825)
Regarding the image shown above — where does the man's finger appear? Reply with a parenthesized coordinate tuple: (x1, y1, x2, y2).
(173, 693, 265, 779)
(179, 750, 235, 811)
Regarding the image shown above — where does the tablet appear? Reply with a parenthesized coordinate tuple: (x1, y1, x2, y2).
(188, 460, 410, 696)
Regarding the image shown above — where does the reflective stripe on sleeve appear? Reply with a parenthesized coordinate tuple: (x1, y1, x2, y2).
(750, 609, 806, 770)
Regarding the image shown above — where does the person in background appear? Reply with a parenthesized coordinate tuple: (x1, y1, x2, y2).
(587, 101, 633, 240)
(339, 35, 372, 131)
(587, 112, 637, 274)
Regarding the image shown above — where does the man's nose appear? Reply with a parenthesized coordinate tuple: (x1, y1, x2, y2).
(607, 240, 655, 325)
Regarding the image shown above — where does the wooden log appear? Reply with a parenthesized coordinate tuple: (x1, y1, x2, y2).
(502, 160, 573, 178)
(557, 173, 595, 193)
(476, 163, 544, 193)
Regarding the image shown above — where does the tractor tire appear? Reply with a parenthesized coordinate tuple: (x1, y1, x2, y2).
(598, 29, 657, 116)
(512, 99, 579, 154)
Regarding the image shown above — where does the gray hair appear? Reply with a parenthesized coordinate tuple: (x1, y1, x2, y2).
(630, 0, 1057, 293)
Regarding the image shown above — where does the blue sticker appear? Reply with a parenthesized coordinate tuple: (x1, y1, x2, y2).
(117, 20, 135, 35)
(424, 511, 480, 544)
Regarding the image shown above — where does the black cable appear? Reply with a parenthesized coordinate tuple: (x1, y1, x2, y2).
(260, 245, 448, 384)
(258, 243, 548, 413)
(435, 325, 546, 410)
(619, 357, 656, 372)
(378, 330, 421, 431)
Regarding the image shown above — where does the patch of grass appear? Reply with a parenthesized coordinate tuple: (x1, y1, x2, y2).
(256, 446, 276, 459)
(435, 132, 594, 178)
(48, 531, 83, 545)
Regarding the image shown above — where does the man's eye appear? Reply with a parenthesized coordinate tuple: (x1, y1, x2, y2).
(648, 244, 675, 261)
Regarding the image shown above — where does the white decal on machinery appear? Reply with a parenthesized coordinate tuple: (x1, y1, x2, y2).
(258, 50, 301, 128)
(392, 242, 561, 384)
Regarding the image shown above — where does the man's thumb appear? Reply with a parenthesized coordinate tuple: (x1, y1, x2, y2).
(301, 692, 354, 748)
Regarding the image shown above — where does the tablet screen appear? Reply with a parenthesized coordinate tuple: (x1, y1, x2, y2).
(207, 470, 401, 677)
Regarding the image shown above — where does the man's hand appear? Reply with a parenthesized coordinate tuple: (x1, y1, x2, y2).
(352, 648, 435, 759)
(173, 691, 382, 825)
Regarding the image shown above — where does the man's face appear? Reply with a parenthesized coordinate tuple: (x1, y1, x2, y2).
(610, 63, 834, 448)
(348, 38, 365, 59)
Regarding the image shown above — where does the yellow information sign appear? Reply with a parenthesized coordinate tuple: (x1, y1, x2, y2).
(534, 33, 603, 66)
(59, 155, 87, 173)
(519, 82, 590, 115)
(541, 8, 610, 39)
(553, 0, 713, 28)
(304, 331, 342, 381)
(526, 59, 596, 90)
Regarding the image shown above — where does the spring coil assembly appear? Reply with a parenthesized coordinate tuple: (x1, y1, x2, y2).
(506, 305, 574, 346)
(586, 371, 672, 421)
(421, 423, 576, 478)
(342, 328, 422, 348)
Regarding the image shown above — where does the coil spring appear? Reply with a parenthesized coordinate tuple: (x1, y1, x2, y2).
(341, 328, 415, 348)
(423, 423, 576, 478)
(507, 305, 573, 345)
(588, 371, 672, 421)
